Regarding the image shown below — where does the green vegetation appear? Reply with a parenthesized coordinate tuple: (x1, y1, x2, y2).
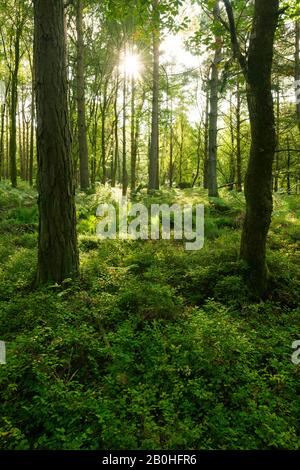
(0, 183, 299, 450)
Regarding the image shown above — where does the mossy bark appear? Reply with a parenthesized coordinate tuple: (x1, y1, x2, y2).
(240, 0, 279, 296)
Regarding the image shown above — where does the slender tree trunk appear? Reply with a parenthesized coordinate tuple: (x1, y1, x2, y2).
(29, 71, 35, 186)
(169, 98, 174, 188)
(112, 75, 119, 187)
(10, 31, 21, 188)
(18, 104, 24, 179)
(101, 104, 106, 184)
(5, 102, 9, 179)
(229, 92, 235, 190)
(34, 0, 79, 284)
(122, 69, 128, 196)
(76, 0, 89, 191)
(203, 85, 209, 189)
(236, 79, 242, 191)
(192, 124, 201, 187)
(274, 83, 280, 192)
(149, 0, 160, 191)
(286, 136, 291, 194)
(295, 19, 300, 130)
(130, 77, 136, 191)
(208, 1, 221, 197)
(0, 80, 9, 180)
(0, 102, 5, 180)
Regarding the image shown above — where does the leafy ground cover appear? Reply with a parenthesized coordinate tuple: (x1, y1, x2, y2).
(0, 182, 299, 449)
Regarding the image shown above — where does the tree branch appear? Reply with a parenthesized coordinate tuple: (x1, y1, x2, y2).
(223, 0, 248, 78)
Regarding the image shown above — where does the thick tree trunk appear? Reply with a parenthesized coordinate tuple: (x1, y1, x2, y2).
(149, 0, 160, 191)
(34, 0, 79, 284)
(240, 0, 279, 296)
(76, 0, 89, 191)
(208, 1, 221, 198)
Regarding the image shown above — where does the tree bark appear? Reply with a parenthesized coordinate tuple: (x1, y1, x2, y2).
(34, 0, 79, 284)
(240, 0, 279, 295)
(224, 0, 279, 296)
(76, 0, 89, 191)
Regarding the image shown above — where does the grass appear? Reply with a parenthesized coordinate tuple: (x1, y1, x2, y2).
(0, 181, 299, 450)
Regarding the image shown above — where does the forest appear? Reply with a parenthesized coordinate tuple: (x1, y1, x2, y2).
(0, 0, 299, 452)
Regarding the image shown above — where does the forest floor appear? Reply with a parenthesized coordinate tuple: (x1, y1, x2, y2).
(0, 181, 299, 450)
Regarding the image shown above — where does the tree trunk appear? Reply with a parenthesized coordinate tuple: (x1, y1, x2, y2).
(34, 0, 79, 284)
(274, 83, 280, 192)
(229, 92, 235, 190)
(130, 77, 136, 191)
(286, 136, 291, 195)
(203, 85, 209, 189)
(76, 0, 89, 191)
(169, 98, 174, 188)
(112, 74, 119, 187)
(208, 1, 221, 198)
(122, 68, 128, 196)
(236, 79, 242, 191)
(192, 124, 201, 187)
(149, 0, 160, 191)
(9, 31, 21, 188)
(101, 105, 106, 184)
(239, 0, 279, 296)
(295, 19, 300, 130)
(29, 72, 35, 186)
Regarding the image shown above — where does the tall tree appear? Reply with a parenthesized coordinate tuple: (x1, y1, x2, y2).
(76, 0, 89, 191)
(149, 0, 160, 191)
(34, 0, 79, 284)
(223, 0, 279, 295)
(208, 1, 222, 197)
